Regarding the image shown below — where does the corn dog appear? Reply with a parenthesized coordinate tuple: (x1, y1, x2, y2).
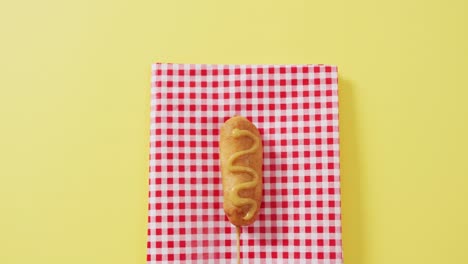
(220, 116, 263, 264)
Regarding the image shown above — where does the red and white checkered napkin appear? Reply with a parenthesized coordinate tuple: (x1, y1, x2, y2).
(147, 63, 342, 264)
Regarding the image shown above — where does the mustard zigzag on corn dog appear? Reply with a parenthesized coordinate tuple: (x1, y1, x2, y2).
(227, 128, 261, 220)
(220, 115, 262, 227)
(220, 116, 263, 264)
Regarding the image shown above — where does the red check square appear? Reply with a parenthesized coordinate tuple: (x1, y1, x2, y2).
(148, 63, 342, 264)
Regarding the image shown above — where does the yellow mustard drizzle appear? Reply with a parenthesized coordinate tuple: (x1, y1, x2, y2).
(227, 128, 260, 221)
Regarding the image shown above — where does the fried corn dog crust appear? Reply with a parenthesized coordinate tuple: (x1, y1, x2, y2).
(220, 116, 263, 226)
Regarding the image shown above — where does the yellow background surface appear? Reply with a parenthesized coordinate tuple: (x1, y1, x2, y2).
(1, 0, 467, 263)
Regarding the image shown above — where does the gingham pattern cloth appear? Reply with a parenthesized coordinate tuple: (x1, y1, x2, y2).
(147, 63, 342, 264)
